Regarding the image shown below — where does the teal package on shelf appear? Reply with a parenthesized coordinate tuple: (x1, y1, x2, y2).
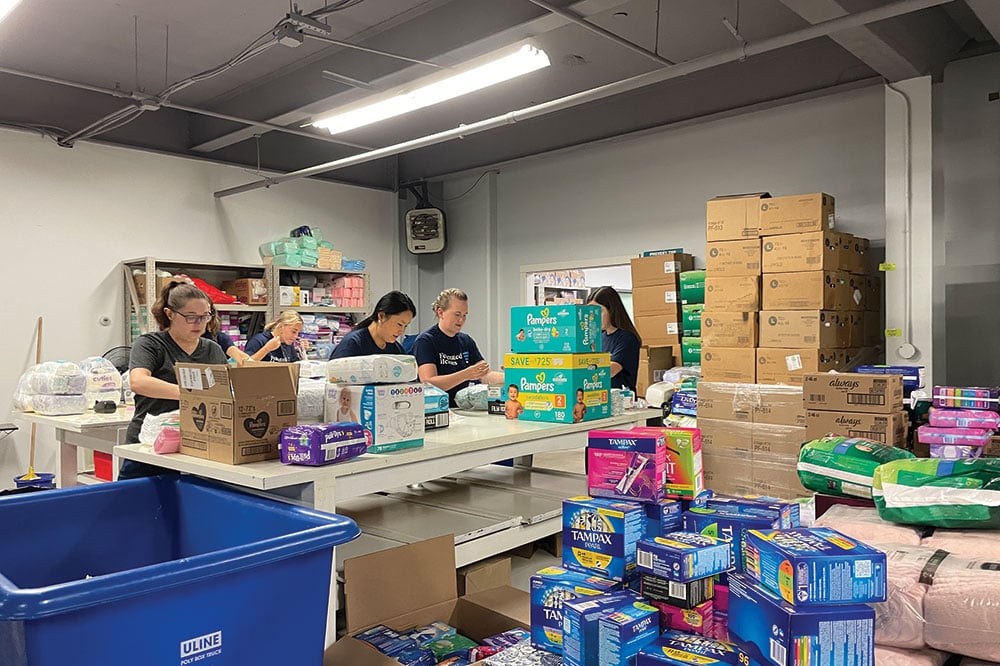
(0, 476, 359, 666)
(743, 527, 886, 606)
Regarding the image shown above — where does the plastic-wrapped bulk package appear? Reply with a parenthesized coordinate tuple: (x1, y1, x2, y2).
(874, 646, 949, 666)
(297, 359, 328, 379)
(813, 505, 924, 547)
(922, 530, 1000, 560)
(12, 365, 41, 412)
(455, 384, 490, 411)
(30, 361, 87, 395)
(32, 394, 88, 416)
(873, 458, 1000, 529)
(139, 411, 180, 446)
(79, 356, 123, 405)
(923, 551, 1000, 661)
(326, 354, 417, 384)
(297, 378, 327, 424)
(797, 435, 915, 499)
(874, 545, 935, 649)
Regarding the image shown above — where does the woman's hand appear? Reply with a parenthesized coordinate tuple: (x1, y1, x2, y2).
(263, 334, 283, 353)
(465, 360, 490, 381)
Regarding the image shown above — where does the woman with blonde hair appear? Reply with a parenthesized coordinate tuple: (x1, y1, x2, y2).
(244, 310, 305, 363)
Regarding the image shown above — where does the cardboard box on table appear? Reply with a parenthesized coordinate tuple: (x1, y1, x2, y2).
(509, 304, 602, 354)
(325, 535, 529, 666)
(176, 363, 298, 464)
(503, 353, 611, 423)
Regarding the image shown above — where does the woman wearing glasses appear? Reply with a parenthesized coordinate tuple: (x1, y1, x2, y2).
(244, 310, 305, 363)
(121, 279, 228, 479)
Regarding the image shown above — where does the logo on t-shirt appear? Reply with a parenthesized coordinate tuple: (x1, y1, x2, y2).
(439, 352, 466, 367)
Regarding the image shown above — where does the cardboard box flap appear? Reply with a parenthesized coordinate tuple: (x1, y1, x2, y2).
(344, 534, 457, 632)
(458, 586, 531, 638)
(709, 192, 771, 201)
(175, 363, 234, 398)
(228, 363, 299, 397)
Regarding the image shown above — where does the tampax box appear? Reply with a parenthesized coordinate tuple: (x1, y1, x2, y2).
(176, 363, 298, 464)
(530, 566, 622, 654)
(635, 533, 733, 582)
(758, 311, 847, 349)
(654, 599, 713, 636)
(504, 353, 611, 423)
(562, 496, 647, 582)
(701, 311, 758, 348)
(704, 276, 760, 310)
(759, 192, 836, 236)
(682, 508, 783, 573)
(588, 429, 668, 503)
(761, 271, 849, 311)
(726, 574, 874, 666)
(805, 410, 907, 446)
(702, 347, 757, 383)
(631, 254, 695, 287)
(755, 348, 839, 386)
(743, 528, 886, 606)
(598, 600, 660, 666)
(633, 427, 705, 499)
(327, 535, 530, 666)
(324, 383, 425, 453)
(703, 495, 800, 529)
(639, 572, 713, 608)
(510, 304, 601, 354)
(642, 499, 684, 538)
(563, 591, 641, 666)
(803, 373, 903, 414)
(761, 231, 843, 273)
(706, 239, 762, 276)
(637, 630, 763, 666)
(706, 193, 770, 242)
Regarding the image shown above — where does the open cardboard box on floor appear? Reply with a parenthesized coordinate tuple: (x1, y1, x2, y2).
(324, 535, 529, 665)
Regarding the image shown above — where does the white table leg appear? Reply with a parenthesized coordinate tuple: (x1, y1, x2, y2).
(56, 430, 78, 488)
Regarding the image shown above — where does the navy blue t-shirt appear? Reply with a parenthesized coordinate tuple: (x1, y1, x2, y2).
(204, 330, 236, 355)
(604, 329, 640, 392)
(330, 327, 405, 359)
(244, 331, 301, 363)
(413, 324, 484, 405)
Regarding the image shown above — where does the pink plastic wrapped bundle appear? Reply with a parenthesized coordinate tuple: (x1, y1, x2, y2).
(874, 646, 949, 666)
(923, 529, 1000, 559)
(929, 407, 1000, 430)
(923, 553, 1000, 661)
(876, 546, 932, 649)
(813, 505, 924, 547)
(917, 425, 993, 447)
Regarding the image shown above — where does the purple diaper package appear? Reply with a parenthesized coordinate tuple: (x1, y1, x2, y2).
(279, 422, 369, 465)
(929, 444, 984, 459)
(928, 407, 1000, 430)
(916, 425, 993, 447)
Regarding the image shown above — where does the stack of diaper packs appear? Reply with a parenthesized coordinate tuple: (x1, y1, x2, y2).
(321, 353, 425, 454)
(23, 361, 89, 416)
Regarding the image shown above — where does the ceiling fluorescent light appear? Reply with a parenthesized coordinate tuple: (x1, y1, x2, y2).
(0, 0, 22, 24)
(312, 44, 550, 135)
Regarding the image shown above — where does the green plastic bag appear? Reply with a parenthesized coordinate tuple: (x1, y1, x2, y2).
(797, 436, 914, 499)
(872, 457, 1000, 528)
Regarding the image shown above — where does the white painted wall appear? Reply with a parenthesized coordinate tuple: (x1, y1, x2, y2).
(441, 85, 886, 364)
(939, 52, 1000, 385)
(0, 128, 396, 486)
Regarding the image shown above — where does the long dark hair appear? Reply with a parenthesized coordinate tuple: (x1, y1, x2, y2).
(356, 291, 417, 329)
(152, 279, 212, 330)
(587, 286, 642, 345)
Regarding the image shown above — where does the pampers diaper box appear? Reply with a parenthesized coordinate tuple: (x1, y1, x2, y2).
(727, 574, 875, 666)
(504, 353, 611, 423)
(530, 567, 622, 654)
(638, 630, 764, 666)
(510, 304, 602, 354)
(324, 382, 424, 454)
(563, 496, 646, 582)
(743, 527, 886, 606)
(588, 429, 668, 503)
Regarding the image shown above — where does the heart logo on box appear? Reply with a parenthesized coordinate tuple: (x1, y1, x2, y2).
(243, 412, 270, 439)
(192, 403, 206, 431)
(536, 372, 546, 383)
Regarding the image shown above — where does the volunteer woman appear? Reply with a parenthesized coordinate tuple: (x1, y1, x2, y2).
(586, 286, 641, 392)
(204, 306, 252, 365)
(414, 288, 503, 405)
(330, 290, 416, 358)
(121, 279, 228, 479)
(244, 310, 305, 362)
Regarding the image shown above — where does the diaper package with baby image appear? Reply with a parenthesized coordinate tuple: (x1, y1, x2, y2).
(327, 354, 418, 384)
(510, 305, 602, 354)
(503, 353, 611, 424)
(279, 422, 369, 465)
(324, 382, 424, 453)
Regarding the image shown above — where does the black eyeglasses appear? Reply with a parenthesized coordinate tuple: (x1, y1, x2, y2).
(172, 310, 213, 324)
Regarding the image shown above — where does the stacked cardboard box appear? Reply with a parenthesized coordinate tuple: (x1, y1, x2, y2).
(803, 373, 907, 446)
(756, 193, 878, 384)
(696, 381, 809, 498)
(636, 346, 675, 398)
(631, 252, 695, 379)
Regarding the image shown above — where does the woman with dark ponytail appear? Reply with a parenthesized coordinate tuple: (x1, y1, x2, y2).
(330, 290, 417, 359)
(586, 286, 642, 392)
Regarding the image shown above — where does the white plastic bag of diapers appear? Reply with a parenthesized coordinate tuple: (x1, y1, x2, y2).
(12, 365, 41, 412)
(326, 354, 417, 384)
(139, 410, 181, 446)
(30, 361, 87, 395)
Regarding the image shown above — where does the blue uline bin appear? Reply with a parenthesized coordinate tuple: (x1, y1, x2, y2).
(0, 476, 360, 666)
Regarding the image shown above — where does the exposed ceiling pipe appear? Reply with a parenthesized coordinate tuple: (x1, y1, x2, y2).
(303, 33, 445, 69)
(525, 0, 676, 67)
(215, 0, 952, 199)
(0, 65, 371, 150)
